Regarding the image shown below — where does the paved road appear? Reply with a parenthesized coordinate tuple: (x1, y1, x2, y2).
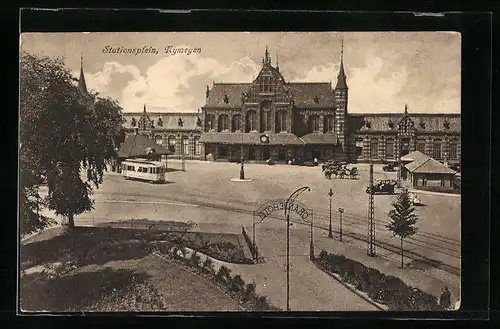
(36, 162, 461, 310)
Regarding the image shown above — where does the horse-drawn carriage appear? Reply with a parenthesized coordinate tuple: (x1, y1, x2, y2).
(366, 179, 397, 195)
(322, 160, 359, 180)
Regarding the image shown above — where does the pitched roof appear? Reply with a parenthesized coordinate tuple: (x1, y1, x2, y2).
(405, 157, 456, 174)
(348, 113, 460, 133)
(289, 83, 335, 108)
(400, 150, 430, 163)
(117, 134, 172, 158)
(300, 132, 338, 145)
(204, 82, 336, 109)
(123, 112, 202, 131)
(199, 132, 305, 145)
(204, 83, 250, 108)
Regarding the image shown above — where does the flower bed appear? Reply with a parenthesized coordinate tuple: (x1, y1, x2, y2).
(21, 227, 253, 268)
(153, 245, 281, 311)
(316, 250, 443, 311)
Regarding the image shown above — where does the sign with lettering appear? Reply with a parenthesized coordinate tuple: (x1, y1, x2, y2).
(254, 198, 312, 223)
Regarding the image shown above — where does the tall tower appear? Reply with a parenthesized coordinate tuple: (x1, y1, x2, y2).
(78, 54, 88, 95)
(334, 37, 348, 161)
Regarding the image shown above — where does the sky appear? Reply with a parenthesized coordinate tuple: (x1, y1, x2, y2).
(20, 32, 461, 114)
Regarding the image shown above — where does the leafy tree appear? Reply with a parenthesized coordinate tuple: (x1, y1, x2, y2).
(20, 52, 125, 234)
(386, 189, 419, 268)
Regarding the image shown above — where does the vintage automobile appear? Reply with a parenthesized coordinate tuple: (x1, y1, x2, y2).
(382, 161, 397, 172)
(366, 179, 397, 195)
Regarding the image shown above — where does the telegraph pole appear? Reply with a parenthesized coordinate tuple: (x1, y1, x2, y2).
(367, 162, 376, 256)
(397, 137, 402, 188)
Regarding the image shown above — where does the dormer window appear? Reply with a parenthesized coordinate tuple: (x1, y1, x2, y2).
(131, 118, 137, 127)
(388, 119, 394, 129)
(313, 96, 320, 104)
(365, 121, 371, 129)
(223, 93, 229, 104)
(419, 119, 425, 129)
(157, 118, 163, 127)
(178, 118, 184, 127)
(443, 120, 450, 129)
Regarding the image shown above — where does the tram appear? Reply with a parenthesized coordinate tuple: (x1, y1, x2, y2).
(121, 158, 165, 183)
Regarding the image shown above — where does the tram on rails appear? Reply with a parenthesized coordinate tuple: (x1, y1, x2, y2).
(121, 158, 165, 183)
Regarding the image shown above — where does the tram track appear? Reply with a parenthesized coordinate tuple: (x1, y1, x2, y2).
(89, 189, 460, 276)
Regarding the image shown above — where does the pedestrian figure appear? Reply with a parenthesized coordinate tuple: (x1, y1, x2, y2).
(439, 286, 451, 309)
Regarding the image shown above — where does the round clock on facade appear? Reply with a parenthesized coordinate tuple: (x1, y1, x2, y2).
(260, 134, 269, 144)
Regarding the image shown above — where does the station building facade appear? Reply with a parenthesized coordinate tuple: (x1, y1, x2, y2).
(122, 107, 204, 160)
(198, 47, 461, 164)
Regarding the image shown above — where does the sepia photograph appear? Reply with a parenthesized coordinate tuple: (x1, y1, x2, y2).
(19, 31, 461, 313)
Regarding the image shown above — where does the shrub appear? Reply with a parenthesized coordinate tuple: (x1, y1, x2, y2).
(216, 265, 231, 284)
(243, 282, 257, 302)
(189, 251, 201, 268)
(315, 251, 443, 311)
(231, 274, 245, 294)
(202, 258, 215, 274)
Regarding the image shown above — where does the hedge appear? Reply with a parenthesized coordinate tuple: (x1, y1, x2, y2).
(241, 227, 259, 263)
(154, 244, 281, 311)
(316, 250, 443, 311)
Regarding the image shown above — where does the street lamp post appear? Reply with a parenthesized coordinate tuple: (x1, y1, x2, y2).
(240, 117, 245, 180)
(338, 208, 344, 241)
(327, 188, 333, 238)
(284, 186, 311, 312)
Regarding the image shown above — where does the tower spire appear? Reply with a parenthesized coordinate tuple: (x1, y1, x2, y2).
(335, 36, 348, 90)
(78, 53, 88, 95)
(276, 52, 280, 72)
(404, 104, 408, 115)
(143, 104, 147, 112)
(263, 45, 271, 66)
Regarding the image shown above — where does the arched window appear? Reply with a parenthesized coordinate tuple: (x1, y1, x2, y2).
(449, 140, 458, 159)
(323, 115, 334, 133)
(232, 114, 242, 132)
(275, 110, 287, 132)
(433, 139, 442, 159)
(385, 138, 394, 158)
(131, 118, 137, 127)
(182, 136, 189, 155)
(261, 110, 272, 132)
(205, 114, 215, 132)
(416, 140, 426, 154)
(157, 118, 163, 127)
(245, 110, 258, 132)
(370, 138, 379, 159)
(167, 135, 176, 153)
(260, 75, 273, 93)
(308, 115, 320, 133)
(218, 114, 229, 132)
(194, 136, 201, 155)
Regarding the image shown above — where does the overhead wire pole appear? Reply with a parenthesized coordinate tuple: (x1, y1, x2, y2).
(367, 160, 376, 257)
